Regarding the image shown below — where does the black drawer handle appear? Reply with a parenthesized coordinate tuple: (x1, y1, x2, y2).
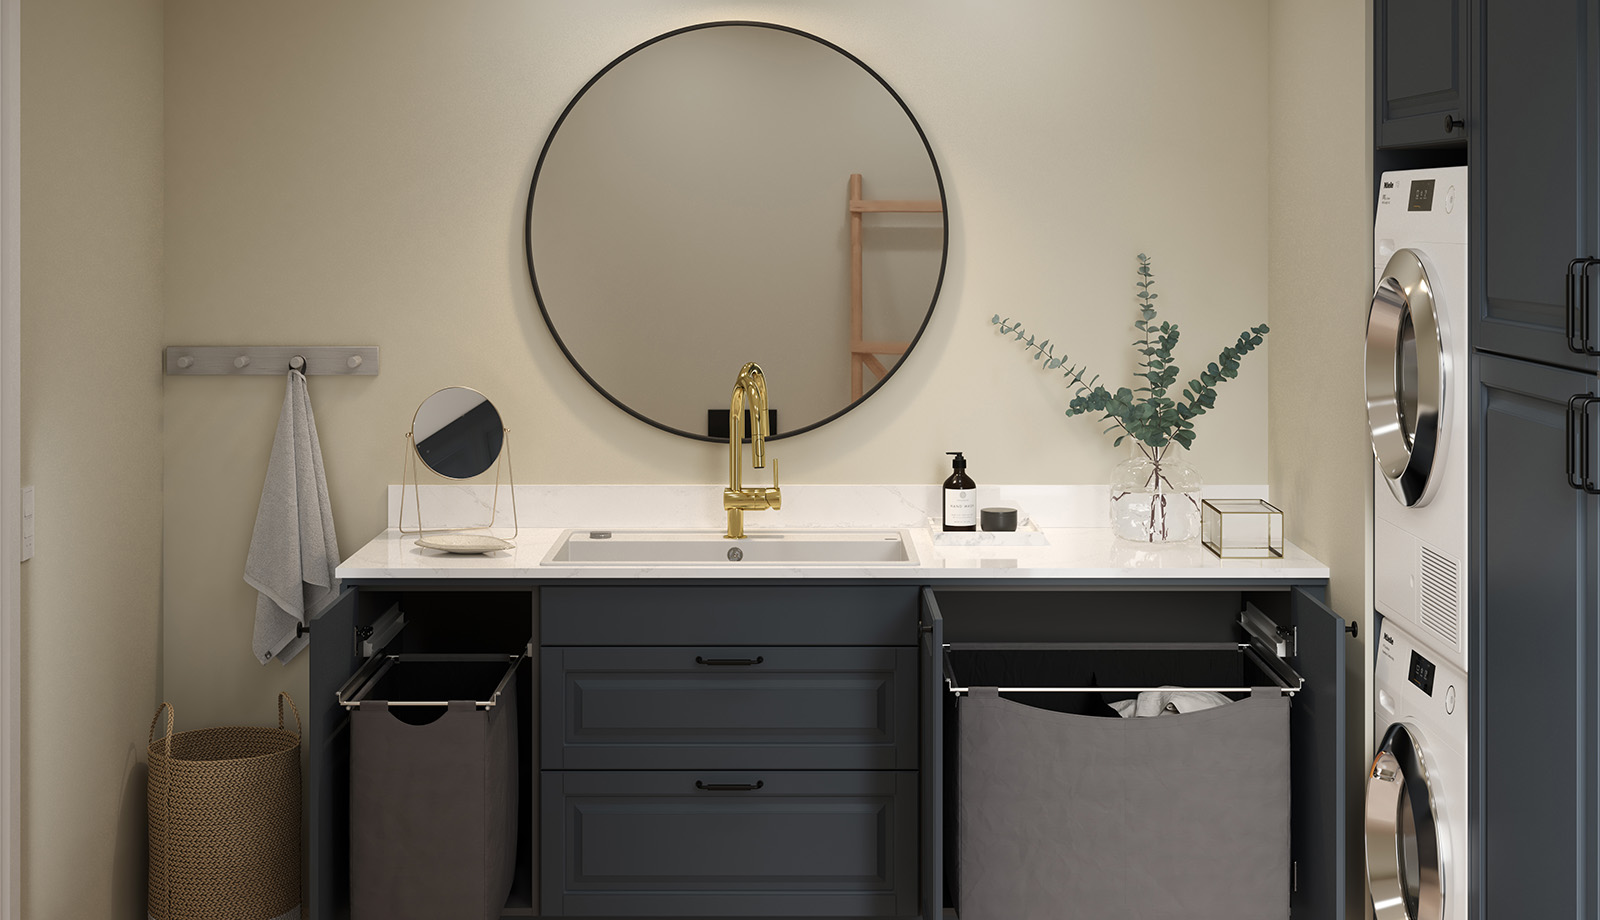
(695, 780, 764, 792)
(694, 655, 765, 666)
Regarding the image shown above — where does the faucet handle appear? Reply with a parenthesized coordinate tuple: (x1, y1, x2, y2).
(771, 458, 780, 489)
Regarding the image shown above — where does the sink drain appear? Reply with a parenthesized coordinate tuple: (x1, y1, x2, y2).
(726, 547, 744, 562)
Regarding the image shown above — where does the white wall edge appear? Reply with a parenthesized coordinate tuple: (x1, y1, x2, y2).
(0, 0, 22, 915)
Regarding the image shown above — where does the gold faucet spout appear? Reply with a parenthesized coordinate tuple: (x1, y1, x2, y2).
(725, 362, 781, 538)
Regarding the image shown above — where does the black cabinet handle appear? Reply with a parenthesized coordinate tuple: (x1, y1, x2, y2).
(1568, 395, 1584, 488)
(694, 655, 764, 666)
(1568, 259, 1585, 352)
(1568, 260, 1600, 355)
(1568, 395, 1600, 491)
(695, 780, 764, 792)
(1582, 263, 1600, 355)
(1443, 114, 1465, 134)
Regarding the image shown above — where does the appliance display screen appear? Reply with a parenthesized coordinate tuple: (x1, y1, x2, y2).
(1408, 650, 1436, 695)
(1408, 179, 1436, 212)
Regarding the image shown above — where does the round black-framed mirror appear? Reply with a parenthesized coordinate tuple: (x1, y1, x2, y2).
(411, 386, 506, 479)
(525, 21, 948, 442)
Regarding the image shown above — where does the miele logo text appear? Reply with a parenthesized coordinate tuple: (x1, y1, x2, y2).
(1382, 633, 1394, 645)
(1383, 182, 1394, 189)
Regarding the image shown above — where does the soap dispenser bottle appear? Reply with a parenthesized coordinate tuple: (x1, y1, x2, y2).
(943, 452, 977, 531)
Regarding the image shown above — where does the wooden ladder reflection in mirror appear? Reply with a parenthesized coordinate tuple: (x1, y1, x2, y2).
(847, 173, 943, 400)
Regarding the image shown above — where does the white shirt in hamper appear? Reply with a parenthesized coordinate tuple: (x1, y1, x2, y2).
(1110, 686, 1235, 718)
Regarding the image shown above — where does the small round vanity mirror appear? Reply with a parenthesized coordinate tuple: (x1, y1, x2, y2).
(526, 21, 947, 441)
(406, 387, 516, 553)
(411, 386, 505, 479)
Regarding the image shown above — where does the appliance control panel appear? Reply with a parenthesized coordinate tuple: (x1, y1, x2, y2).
(1374, 167, 1468, 253)
(1376, 620, 1468, 750)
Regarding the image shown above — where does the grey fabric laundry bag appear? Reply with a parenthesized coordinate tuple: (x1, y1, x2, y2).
(958, 687, 1290, 920)
(350, 688, 519, 920)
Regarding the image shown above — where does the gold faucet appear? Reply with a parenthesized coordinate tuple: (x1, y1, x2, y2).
(724, 361, 781, 538)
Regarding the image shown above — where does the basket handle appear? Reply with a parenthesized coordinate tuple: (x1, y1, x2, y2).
(277, 691, 302, 740)
(148, 702, 174, 756)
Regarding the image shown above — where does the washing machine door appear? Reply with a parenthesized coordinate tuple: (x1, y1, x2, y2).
(1367, 248, 1447, 507)
(1366, 722, 1447, 920)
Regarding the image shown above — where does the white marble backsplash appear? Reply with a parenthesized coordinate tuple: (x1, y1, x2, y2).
(387, 483, 1271, 531)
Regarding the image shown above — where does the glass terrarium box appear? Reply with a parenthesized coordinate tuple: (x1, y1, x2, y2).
(1200, 499, 1284, 559)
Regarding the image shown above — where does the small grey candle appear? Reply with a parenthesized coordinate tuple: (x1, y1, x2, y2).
(980, 507, 1017, 532)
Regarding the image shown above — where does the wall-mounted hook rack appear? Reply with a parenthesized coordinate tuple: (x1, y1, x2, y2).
(164, 346, 380, 376)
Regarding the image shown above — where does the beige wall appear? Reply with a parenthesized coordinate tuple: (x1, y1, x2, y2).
(20, 0, 165, 917)
(159, 0, 1273, 732)
(1266, 0, 1372, 916)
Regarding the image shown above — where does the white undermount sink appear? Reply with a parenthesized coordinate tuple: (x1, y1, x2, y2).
(541, 528, 919, 566)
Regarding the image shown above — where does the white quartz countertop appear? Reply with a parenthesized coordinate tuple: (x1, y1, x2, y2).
(336, 526, 1329, 582)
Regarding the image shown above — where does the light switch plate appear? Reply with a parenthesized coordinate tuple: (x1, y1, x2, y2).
(20, 485, 32, 562)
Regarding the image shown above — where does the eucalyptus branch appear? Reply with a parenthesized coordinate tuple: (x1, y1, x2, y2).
(991, 253, 1268, 453)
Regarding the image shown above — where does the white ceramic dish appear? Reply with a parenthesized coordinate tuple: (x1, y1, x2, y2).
(415, 533, 513, 554)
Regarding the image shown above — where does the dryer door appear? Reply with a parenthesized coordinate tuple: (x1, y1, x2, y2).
(1368, 249, 1447, 507)
(1365, 722, 1447, 920)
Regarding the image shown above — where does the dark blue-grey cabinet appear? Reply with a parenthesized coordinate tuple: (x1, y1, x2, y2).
(1473, 0, 1600, 370)
(1475, 354, 1600, 918)
(1376, 0, 1468, 149)
(314, 576, 1349, 920)
(538, 585, 923, 918)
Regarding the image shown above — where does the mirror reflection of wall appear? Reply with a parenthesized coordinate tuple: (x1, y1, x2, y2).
(412, 387, 505, 479)
(528, 22, 946, 441)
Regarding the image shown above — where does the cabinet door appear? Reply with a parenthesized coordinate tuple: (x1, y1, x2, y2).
(1287, 586, 1349, 920)
(541, 771, 918, 917)
(1478, 0, 1600, 368)
(540, 646, 918, 770)
(308, 588, 359, 920)
(1477, 353, 1600, 919)
(1376, 0, 1467, 148)
(919, 588, 944, 920)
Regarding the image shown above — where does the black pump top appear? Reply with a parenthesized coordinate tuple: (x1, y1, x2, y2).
(947, 451, 966, 470)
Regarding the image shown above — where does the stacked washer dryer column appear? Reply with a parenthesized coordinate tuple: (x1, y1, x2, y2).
(1364, 166, 1470, 920)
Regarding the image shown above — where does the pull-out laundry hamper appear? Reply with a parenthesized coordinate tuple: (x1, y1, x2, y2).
(146, 692, 303, 920)
(338, 648, 525, 920)
(949, 645, 1294, 920)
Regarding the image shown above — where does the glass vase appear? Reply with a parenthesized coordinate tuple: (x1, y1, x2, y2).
(1109, 447, 1203, 543)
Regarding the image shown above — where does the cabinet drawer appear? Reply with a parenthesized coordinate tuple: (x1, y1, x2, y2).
(541, 646, 918, 769)
(539, 585, 918, 646)
(541, 770, 918, 917)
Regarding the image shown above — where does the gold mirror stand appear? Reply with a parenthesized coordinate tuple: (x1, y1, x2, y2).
(397, 429, 519, 538)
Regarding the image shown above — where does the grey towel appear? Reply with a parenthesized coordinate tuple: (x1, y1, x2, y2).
(245, 369, 340, 664)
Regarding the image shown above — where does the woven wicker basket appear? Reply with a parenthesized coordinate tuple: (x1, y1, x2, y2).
(147, 692, 302, 920)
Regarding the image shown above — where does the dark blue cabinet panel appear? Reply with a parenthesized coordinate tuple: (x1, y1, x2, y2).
(1376, 0, 1467, 148)
(918, 589, 944, 920)
(540, 585, 918, 646)
(540, 646, 918, 770)
(541, 770, 918, 917)
(1476, 0, 1600, 369)
(1287, 587, 1348, 920)
(309, 588, 358, 920)
(1476, 353, 1600, 919)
